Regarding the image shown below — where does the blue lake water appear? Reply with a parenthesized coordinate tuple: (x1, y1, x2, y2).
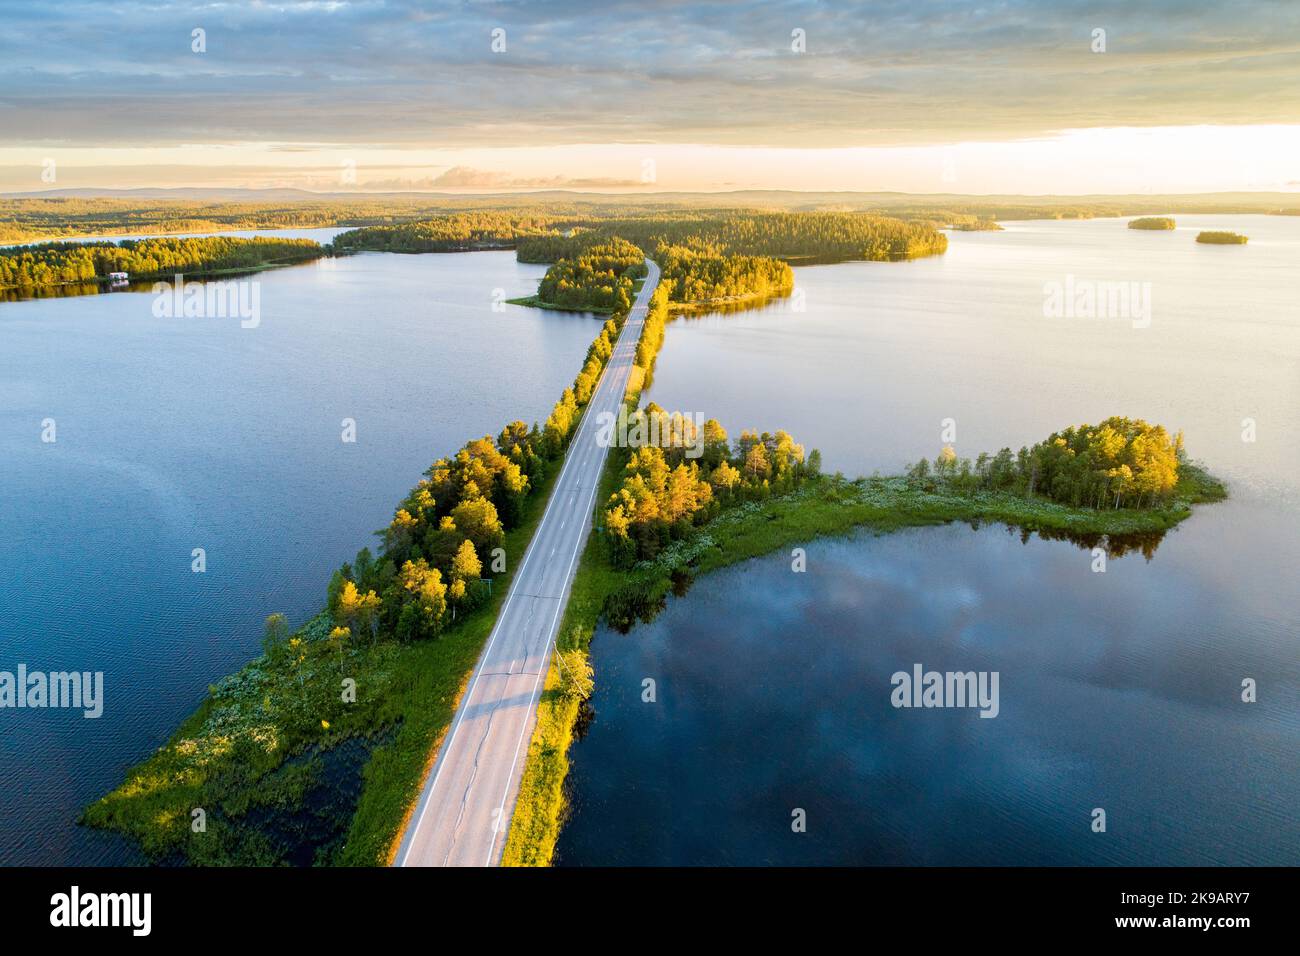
(556, 215, 1300, 866)
(3, 216, 1296, 867)
(0, 249, 601, 864)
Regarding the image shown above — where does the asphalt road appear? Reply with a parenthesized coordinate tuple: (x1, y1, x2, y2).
(395, 259, 660, 867)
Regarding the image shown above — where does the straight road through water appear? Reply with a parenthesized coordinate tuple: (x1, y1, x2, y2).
(395, 259, 660, 866)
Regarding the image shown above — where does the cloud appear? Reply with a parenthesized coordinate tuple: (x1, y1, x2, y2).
(412, 166, 639, 188)
(0, 0, 1298, 150)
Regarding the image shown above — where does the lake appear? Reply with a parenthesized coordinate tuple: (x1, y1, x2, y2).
(555, 215, 1300, 866)
(0, 247, 602, 864)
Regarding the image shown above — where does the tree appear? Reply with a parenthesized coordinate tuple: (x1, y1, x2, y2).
(935, 445, 957, 478)
(806, 448, 823, 477)
(450, 495, 504, 556)
(328, 625, 351, 662)
(338, 580, 382, 644)
(451, 539, 482, 582)
(396, 559, 448, 640)
(556, 648, 594, 700)
(701, 418, 730, 468)
(262, 613, 291, 658)
(709, 459, 741, 493)
(744, 443, 771, 481)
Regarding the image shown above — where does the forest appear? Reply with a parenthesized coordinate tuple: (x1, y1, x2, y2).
(602, 406, 818, 567)
(654, 242, 793, 305)
(346, 209, 951, 266)
(0, 196, 440, 244)
(4, 192, 1297, 246)
(329, 213, 583, 253)
(904, 417, 1222, 510)
(0, 236, 324, 289)
(1196, 231, 1249, 244)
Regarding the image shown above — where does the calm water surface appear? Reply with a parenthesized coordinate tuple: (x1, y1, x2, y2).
(557, 215, 1300, 865)
(0, 250, 601, 864)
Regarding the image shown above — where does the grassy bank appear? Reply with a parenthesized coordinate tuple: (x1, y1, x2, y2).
(500, 460, 1226, 866)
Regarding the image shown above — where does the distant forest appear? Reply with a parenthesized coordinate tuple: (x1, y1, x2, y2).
(332, 209, 942, 311)
(330, 214, 580, 253)
(4, 190, 1296, 244)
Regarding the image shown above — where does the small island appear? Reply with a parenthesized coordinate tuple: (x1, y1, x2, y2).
(1196, 231, 1248, 244)
(1129, 217, 1176, 230)
(951, 219, 1003, 231)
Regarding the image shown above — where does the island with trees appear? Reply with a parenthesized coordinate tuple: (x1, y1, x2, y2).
(507, 237, 648, 313)
(1196, 231, 1249, 244)
(1129, 217, 1176, 230)
(0, 235, 325, 292)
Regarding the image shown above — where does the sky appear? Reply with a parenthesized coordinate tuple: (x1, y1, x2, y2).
(1, 0, 1298, 195)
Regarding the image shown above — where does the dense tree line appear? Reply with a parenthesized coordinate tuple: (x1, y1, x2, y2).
(330, 213, 579, 253)
(525, 233, 792, 311)
(6, 194, 1293, 246)
(906, 417, 1185, 509)
(599, 280, 820, 566)
(0, 236, 323, 288)
(507, 211, 943, 310)
(602, 406, 816, 566)
(513, 231, 594, 263)
(534, 237, 647, 311)
(325, 316, 625, 643)
(605, 265, 817, 564)
(654, 242, 793, 303)
(344, 210, 948, 268)
(625, 283, 672, 397)
(0, 197, 469, 244)
(514, 210, 949, 264)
